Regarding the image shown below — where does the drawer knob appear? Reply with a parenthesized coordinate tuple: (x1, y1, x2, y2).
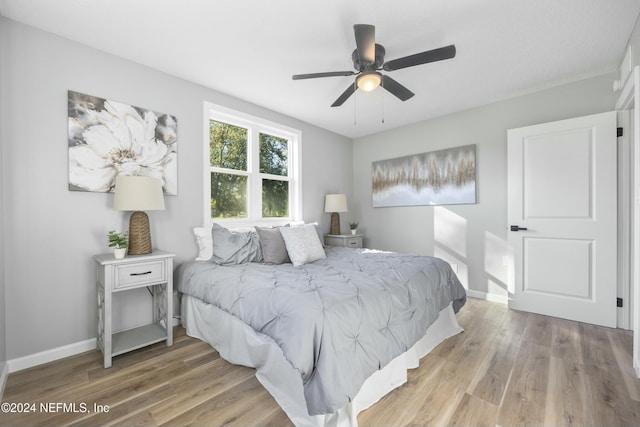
(130, 271, 152, 276)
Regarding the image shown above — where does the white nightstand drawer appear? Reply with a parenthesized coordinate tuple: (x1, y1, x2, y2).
(346, 238, 361, 247)
(324, 234, 364, 248)
(114, 260, 166, 289)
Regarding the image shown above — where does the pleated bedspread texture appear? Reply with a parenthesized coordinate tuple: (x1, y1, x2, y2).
(176, 246, 467, 415)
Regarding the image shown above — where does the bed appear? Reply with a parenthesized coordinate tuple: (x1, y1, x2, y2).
(176, 223, 467, 427)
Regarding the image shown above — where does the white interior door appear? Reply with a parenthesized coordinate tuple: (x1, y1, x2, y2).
(507, 111, 617, 327)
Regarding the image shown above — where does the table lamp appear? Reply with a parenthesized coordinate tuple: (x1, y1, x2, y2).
(114, 175, 165, 255)
(324, 194, 348, 235)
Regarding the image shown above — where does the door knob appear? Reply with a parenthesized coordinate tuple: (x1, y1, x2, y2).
(510, 225, 528, 231)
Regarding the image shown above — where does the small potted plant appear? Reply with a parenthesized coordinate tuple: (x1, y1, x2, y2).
(349, 222, 359, 235)
(108, 230, 129, 259)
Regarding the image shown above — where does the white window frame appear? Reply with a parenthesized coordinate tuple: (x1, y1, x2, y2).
(203, 101, 302, 227)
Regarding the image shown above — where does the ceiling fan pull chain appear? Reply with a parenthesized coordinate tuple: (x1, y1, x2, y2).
(381, 87, 385, 124)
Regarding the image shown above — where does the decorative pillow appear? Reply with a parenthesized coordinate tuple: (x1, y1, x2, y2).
(256, 226, 291, 264)
(193, 225, 213, 261)
(288, 221, 325, 247)
(279, 224, 326, 267)
(210, 223, 263, 265)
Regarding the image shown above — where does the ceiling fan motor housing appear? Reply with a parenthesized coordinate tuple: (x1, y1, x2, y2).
(352, 44, 386, 71)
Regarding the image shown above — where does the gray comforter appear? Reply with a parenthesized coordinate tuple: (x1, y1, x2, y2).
(176, 246, 466, 415)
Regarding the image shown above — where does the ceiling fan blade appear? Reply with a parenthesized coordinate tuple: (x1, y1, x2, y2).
(383, 44, 456, 71)
(354, 24, 375, 64)
(382, 75, 414, 101)
(292, 71, 355, 80)
(331, 83, 357, 107)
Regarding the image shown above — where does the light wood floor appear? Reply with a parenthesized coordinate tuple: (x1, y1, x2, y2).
(3, 298, 640, 426)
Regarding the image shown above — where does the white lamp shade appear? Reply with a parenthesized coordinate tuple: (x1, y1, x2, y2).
(324, 194, 348, 213)
(114, 175, 165, 211)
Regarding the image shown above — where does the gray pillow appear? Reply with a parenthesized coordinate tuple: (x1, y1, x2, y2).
(256, 226, 291, 264)
(210, 223, 263, 265)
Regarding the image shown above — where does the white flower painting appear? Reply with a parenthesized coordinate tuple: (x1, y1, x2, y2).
(372, 144, 477, 207)
(68, 90, 178, 194)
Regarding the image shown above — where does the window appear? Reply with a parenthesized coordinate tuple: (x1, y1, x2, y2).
(204, 102, 301, 225)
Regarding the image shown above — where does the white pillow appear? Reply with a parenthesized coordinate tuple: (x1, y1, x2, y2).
(279, 224, 326, 267)
(288, 220, 325, 247)
(193, 224, 260, 261)
(193, 225, 213, 261)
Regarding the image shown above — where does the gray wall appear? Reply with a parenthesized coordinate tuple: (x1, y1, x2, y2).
(352, 74, 616, 299)
(0, 16, 7, 373)
(1, 17, 352, 361)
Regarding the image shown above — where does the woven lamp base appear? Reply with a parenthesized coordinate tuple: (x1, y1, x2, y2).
(128, 211, 152, 255)
(329, 212, 341, 235)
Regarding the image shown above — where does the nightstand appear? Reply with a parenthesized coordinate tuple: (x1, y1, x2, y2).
(324, 234, 364, 248)
(93, 250, 175, 368)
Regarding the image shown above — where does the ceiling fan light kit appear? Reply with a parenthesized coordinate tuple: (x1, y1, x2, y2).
(357, 72, 381, 92)
(292, 24, 456, 107)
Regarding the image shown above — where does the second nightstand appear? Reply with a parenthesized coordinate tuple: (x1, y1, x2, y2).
(324, 234, 364, 248)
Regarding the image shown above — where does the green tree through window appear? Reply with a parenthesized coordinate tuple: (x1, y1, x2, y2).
(209, 118, 294, 220)
(260, 133, 288, 217)
(210, 121, 248, 218)
(210, 121, 247, 170)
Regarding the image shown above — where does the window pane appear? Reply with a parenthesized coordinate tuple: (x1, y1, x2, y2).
(262, 179, 289, 218)
(211, 172, 247, 218)
(260, 133, 288, 176)
(210, 120, 248, 170)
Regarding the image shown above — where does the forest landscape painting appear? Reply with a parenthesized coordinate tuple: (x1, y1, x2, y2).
(372, 144, 477, 207)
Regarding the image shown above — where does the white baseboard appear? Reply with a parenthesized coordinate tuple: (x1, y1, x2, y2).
(7, 338, 97, 373)
(465, 289, 508, 304)
(0, 361, 8, 400)
(6, 318, 182, 373)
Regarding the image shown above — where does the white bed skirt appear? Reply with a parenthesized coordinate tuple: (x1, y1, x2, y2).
(181, 295, 463, 427)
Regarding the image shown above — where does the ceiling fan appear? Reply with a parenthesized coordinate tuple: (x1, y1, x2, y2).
(292, 24, 456, 107)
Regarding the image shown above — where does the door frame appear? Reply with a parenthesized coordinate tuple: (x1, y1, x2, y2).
(618, 109, 631, 331)
(616, 65, 640, 377)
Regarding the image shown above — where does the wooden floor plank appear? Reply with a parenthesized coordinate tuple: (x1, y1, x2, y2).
(496, 341, 550, 427)
(550, 317, 584, 364)
(447, 393, 499, 427)
(66, 383, 176, 427)
(3, 352, 99, 401)
(544, 355, 591, 427)
(3, 301, 640, 427)
(358, 353, 448, 426)
(607, 329, 640, 402)
(149, 358, 255, 425)
(108, 410, 158, 427)
(466, 307, 522, 406)
(405, 358, 475, 427)
(523, 312, 553, 348)
(157, 376, 275, 427)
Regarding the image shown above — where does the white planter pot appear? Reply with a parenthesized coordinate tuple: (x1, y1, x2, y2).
(351, 229, 357, 235)
(114, 248, 127, 259)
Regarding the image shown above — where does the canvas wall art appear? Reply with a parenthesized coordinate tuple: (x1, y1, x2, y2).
(68, 90, 178, 195)
(372, 144, 477, 207)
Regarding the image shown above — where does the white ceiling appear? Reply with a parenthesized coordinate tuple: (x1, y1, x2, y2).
(1, 0, 639, 138)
